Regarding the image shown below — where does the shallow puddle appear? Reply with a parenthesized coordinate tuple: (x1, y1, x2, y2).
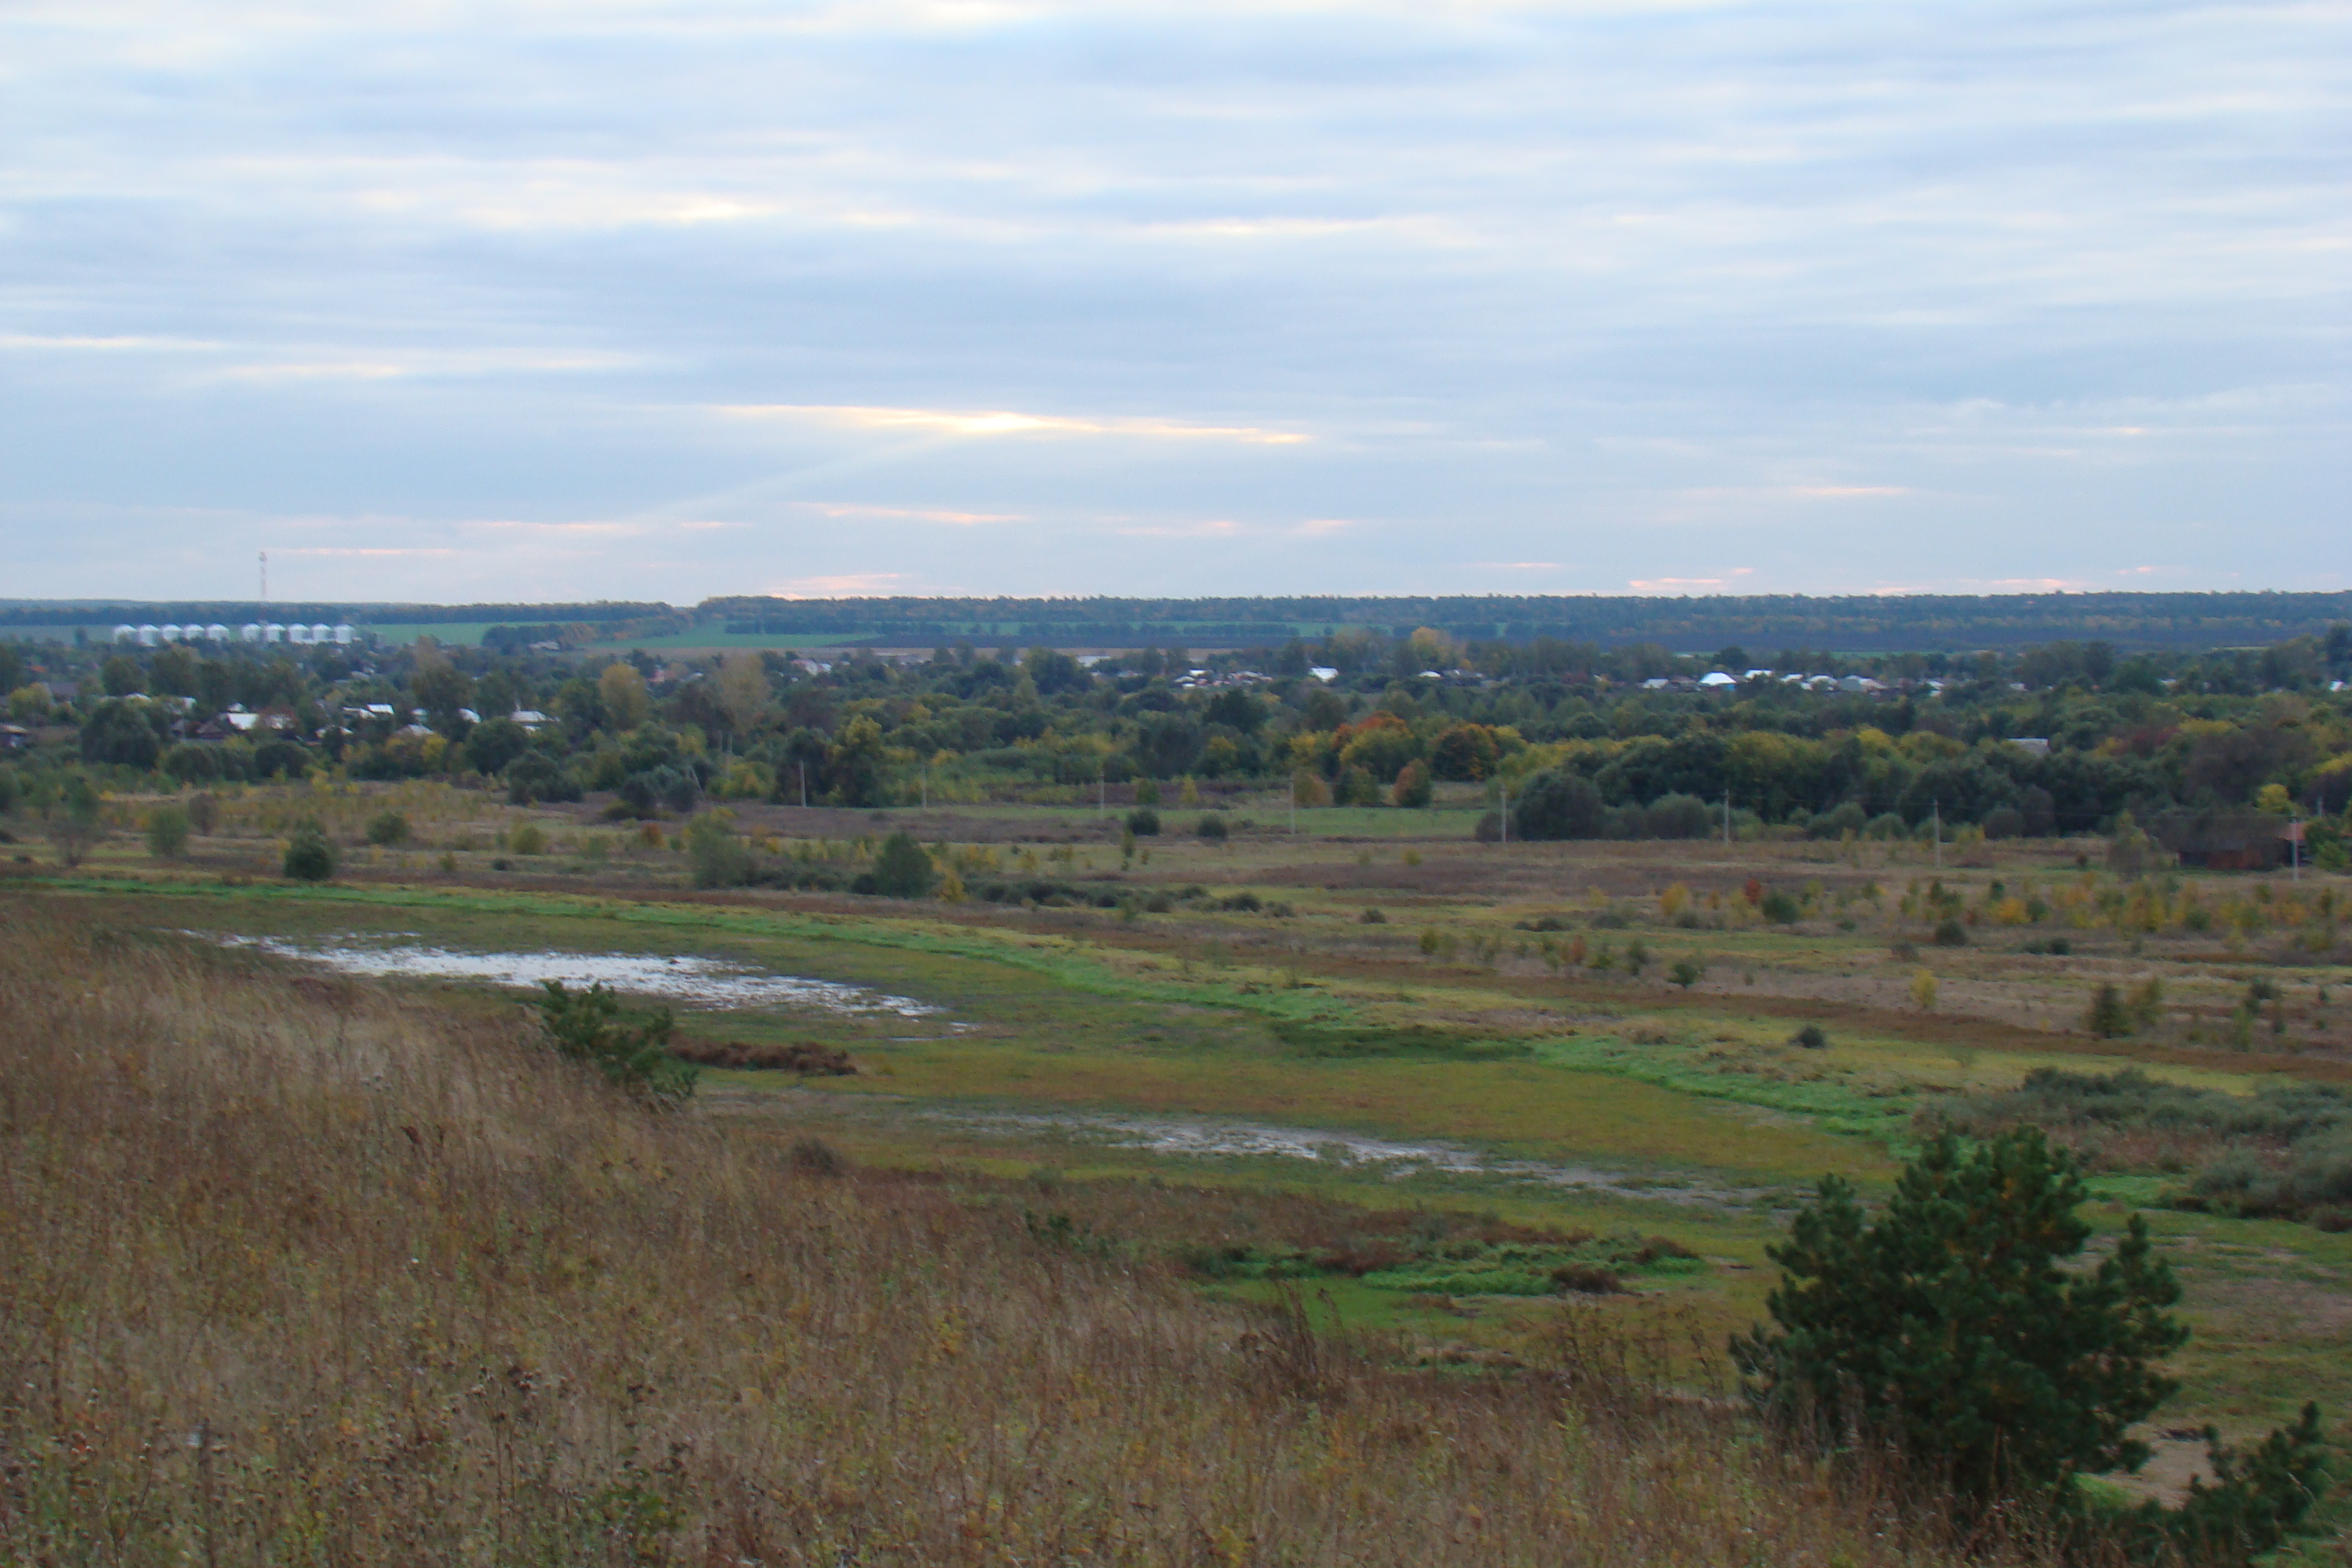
(888, 1103, 1776, 1211)
(214, 935, 947, 1017)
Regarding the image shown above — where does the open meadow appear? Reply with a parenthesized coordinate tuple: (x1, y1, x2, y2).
(6, 776, 2352, 1560)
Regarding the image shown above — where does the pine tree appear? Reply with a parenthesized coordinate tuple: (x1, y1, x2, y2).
(869, 830, 937, 899)
(1734, 1127, 2186, 1507)
(2087, 981, 2132, 1038)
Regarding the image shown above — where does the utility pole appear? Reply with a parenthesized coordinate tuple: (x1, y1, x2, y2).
(2291, 813, 2302, 882)
(798, 761, 808, 809)
(1499, 778, 1509, 845)
(1290, 773, 1298, 838)
(1723, 791, 1732, 849)
(1933, 799, 1943, 872)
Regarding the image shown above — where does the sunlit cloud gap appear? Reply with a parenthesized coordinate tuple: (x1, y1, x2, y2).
(716, 404, 1309, 445)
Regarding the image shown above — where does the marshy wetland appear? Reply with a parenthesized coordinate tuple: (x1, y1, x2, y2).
(7, 780, 2352, 1558)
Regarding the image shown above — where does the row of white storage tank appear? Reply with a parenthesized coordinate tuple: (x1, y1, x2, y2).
(114, 623, 355, 647)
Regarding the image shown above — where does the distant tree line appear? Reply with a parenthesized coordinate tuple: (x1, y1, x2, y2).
(1, 622, 2348, 866)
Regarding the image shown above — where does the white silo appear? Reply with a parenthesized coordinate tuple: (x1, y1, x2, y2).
(160, 623, 182, 642)
(136, 624, 159, 646)
(264, 623, 285, 643)
(205, 623, 231, 641)
(332, 624, 355, 645)
(309, 623, 333, 645)
(112, 625, 135, 643)
(288, 624, 311, 646)
(241, 623, 264, 644)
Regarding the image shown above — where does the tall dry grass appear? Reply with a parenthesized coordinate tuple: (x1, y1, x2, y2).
(0, 893, 2037, 1565)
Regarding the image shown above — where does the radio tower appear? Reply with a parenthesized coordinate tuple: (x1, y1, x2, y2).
(259, 551, 268, 605)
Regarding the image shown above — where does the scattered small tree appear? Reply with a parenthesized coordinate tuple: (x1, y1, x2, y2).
(685, 812, 752, 888)
(2107, 808, 2160, 879)
(1669, 958, 1706, 990)
(365, 809, 411, 847)
(1195, 812, 1229, 843)
(144, 803, 190, 860)
(2087, 982, 2132, 1038)
(1125, 806, 1161, 837)
(464, 716, 531, 775)
(1791, 1023, 1829, 1051)
(1391, 758, 1433, 808)
(870, 830, 937, 899)
(1910, 968, 1938, 1012)
(598, 662, 651, 731)
(1511, 769, 1605, 840)
(282, 821, 337, 881)
(50, 774, 105, 868)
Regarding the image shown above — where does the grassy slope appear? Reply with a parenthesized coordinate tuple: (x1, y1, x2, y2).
(1, 895, 2010, 1567)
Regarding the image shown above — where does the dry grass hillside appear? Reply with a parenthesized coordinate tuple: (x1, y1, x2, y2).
(0, 894, 2052, 1566)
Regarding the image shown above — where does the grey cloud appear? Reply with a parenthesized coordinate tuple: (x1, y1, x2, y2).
(1, 0, 2343, 599)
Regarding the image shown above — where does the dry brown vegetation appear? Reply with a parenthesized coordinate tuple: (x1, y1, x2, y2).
(0, 893, 2070, 1566)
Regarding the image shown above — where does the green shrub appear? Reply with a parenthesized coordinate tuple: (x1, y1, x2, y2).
(1668, 958, 1705, 989)
(1390, 759, 1433, 808)
(684, 813, 752, 888)
(531, 979, 695, 1102)
(1645, 793, 1713, 840)
(1510, 770, 1604, 840)
(1196, 813, 1228, 842)
(281, 821, 337, 881)
(870, 830, 936, 899)
(509, 823, 547, 856)
(365, 809, 411, 846)
(505, 751, 583, 806)
(1933, 917, 1969, 946)
(464, 716, 530, 775)
(1125, 806, 1161, 837)
(1759, 889, 1800, 924)
(144, 804, 190, 860)
(1791, 1023, 1828, 1051)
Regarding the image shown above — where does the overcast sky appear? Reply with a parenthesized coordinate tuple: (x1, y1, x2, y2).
(2, 0, 2343, 605)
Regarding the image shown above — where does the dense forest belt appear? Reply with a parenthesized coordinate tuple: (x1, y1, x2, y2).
(12, 589, 2352, 647)
(699, 591, 2352, 650)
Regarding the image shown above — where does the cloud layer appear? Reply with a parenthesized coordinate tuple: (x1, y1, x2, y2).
(2, 0, 2343, 602)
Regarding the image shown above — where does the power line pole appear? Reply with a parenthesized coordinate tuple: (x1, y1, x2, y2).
(1933, 799, 1943, 872)
(1723, 791, 1732, 849)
